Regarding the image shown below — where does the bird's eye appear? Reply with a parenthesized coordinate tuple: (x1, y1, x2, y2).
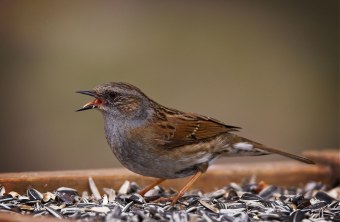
(109, 92, 118, 99)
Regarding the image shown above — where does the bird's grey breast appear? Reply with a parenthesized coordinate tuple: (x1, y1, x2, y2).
(103, 115, 160, 175)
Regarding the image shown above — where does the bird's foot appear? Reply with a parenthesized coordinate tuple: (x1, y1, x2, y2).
(153, 195, 181, 206)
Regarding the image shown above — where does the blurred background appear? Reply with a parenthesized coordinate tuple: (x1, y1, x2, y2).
(0, 0, 338, 173)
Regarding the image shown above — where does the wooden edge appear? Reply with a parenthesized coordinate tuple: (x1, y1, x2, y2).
(303, 150, 340, 168)
(0, 160, 334, 194)
(0, 212, 73, 222)
(304, 149, 340, 185)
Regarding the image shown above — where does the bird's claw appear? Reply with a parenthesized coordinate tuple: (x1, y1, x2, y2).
(153, 196, 180, 206)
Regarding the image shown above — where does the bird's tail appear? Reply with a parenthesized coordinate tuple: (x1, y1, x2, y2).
(253, 143, 315, 164)
(228, 134, 315, 164)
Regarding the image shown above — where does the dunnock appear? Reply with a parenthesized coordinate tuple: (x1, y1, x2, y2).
(77, 82, 314, 204)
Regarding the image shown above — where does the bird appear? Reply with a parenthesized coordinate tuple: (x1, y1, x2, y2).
(76, 82, 314, 204)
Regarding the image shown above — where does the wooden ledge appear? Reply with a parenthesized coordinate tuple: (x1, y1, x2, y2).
(0, 152, 337, 194)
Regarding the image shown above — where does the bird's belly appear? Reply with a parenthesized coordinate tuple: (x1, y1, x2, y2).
(104, 124, 217, 179)
(110, 143, 214, 179)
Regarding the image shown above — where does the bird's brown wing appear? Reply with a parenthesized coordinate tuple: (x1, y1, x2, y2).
(153, 107, 240, 149)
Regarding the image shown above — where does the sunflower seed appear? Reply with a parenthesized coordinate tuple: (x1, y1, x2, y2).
(0, 203, 11, 210)
(82, 190, 89, 199)
(315, 191, 335, 204)
(198, 200, 219, 213)
(45, 206, 63, 219)
(240, 192, 262, 201)
(19, 204, 34, 211)
(56, 187, 78, 204)
(128, 193, 145, 204)
(27, 188, 43, 201)
(0, 186, 5, 197)
(144, 186, 162, 197)
(101, 194, 108, 205)
(226, 189, 239, 201)
(42, 192, 55, 202)
(258, 185, 278, 199)
(122, 201, 134, 212)
(302, 201, 327, 211)
(90, 206, 110, 213)
(118, 180, 131, 195)
(208, 189, 225, 199)
(88, 177, 101, 200)
(8, 191, 19, 198)
(103, 188, 116, 202)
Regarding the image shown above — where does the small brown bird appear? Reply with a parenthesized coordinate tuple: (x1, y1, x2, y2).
(77, 82, 314, 204)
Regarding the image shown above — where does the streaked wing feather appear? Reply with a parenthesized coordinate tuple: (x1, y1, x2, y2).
(153, 108, 240, 149)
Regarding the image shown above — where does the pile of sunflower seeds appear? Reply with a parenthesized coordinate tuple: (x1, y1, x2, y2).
(0, 177, 339, 222)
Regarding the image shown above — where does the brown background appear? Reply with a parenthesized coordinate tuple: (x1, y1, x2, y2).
(0, 0, 339, 173)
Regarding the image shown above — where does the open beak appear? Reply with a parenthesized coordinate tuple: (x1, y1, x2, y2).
(76, 90, 102, 112)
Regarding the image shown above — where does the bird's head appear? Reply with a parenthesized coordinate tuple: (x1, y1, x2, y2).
(77, 82, 154, 121)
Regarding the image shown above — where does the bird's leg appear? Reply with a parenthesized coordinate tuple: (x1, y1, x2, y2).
(138, 178, 166, 196)
(171, 171, 203, 205)
(155, 170, 204, 205)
